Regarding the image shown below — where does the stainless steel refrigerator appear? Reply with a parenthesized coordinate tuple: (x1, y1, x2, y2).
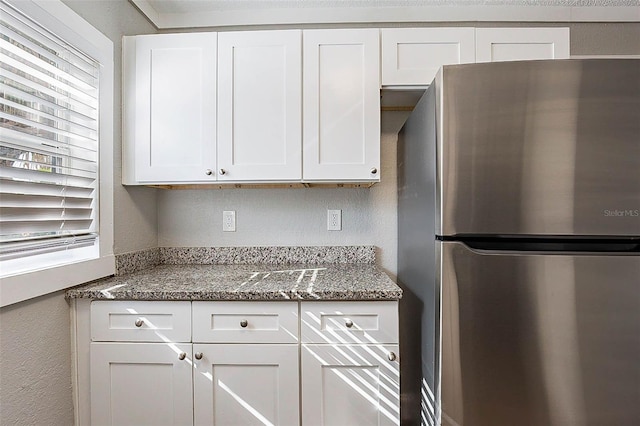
(397, 59, 640, 426)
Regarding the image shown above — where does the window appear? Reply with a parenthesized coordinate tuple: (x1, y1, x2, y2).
(0, 0, 114, 306)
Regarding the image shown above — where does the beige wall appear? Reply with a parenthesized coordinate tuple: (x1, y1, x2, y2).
(0, 1, 638, 422)
(570, 22, 640, 55)
(0, 291, 75, 425)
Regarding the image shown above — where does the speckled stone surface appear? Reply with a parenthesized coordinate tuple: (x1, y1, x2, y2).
(116, 247, 161, 275)
(160, 246, 375, 265)
(66, 263, 401, 301)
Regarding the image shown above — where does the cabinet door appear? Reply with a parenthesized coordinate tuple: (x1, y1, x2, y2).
(218, 31, 302, 181)
(381, 28, 475, 86)
(132, 33, 217, 183)
(302, 344, 400, 426)
(303, 29, 380, 182)
(475, 28, 570, 63)
(193, 343, 299, 426)
(90, 342, 193, 426)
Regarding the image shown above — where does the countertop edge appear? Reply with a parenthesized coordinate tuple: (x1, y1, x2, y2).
(65, 263, 403, 302)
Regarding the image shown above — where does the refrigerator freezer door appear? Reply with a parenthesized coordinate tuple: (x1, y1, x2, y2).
(437, 59, 640, 237)
(439, 241, 640, 426)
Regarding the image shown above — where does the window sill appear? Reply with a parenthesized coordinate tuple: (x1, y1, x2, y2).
(0, 256, 115, 307)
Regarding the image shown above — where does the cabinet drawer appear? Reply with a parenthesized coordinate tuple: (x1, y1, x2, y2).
(91, 301, 191, 342)
(192, 301, 298, 343)
(301, 301, 398, 344)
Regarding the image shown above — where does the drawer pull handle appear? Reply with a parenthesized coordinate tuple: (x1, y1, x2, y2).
(240, 319, 248, 328)
(194, 352, 203, 360)
(345, 319, 354, 328)
(178, 352, 187, 361)
(134, 318, 144, 327)
(388, 352, 397, 362)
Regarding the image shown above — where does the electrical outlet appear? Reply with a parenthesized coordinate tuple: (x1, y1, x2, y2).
(327, 209, 341, 231)
(223, 210, 236, 232)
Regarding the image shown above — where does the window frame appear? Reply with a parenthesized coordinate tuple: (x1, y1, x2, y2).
(0, 0, 114, 307)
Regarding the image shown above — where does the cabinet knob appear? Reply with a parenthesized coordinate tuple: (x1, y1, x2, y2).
(134, 318, 144, 327)
(194, 352, 203, 360)
(205, 169, 213, 176)
(219, 169, 226, 175)
(388, 352, 397, 362)
(345, 319, 354, 328)
(240, 319, 248, 328)
(178, 352, 187, 361)
(370, 167, 378, 175)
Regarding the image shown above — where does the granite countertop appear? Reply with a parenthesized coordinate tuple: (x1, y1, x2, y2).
(66, 263, 402, 301)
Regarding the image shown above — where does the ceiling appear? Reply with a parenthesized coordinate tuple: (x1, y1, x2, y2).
(130, 0, 640, 28)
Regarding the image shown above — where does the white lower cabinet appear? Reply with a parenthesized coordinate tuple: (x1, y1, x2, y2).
(80, 299, 399, 426)
(301, 344, 400, 426)
(300, 301, 400, 426)
(193, 344, 299, 425)
(90, 342, 194, 426)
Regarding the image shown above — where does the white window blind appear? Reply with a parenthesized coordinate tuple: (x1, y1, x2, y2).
(0, 1, 99, 260)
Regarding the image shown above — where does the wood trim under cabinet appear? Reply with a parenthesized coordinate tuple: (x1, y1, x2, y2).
(148, 182, 377, 189)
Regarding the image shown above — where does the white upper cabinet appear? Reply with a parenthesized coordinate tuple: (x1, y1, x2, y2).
(123, 27, 570, 185)
(381, 28, 476, 86)
(303, 29, 381, 182)
(217, 31, 302, 181)
(475, 28, 570, 62)
(124, 33, 217, 183)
